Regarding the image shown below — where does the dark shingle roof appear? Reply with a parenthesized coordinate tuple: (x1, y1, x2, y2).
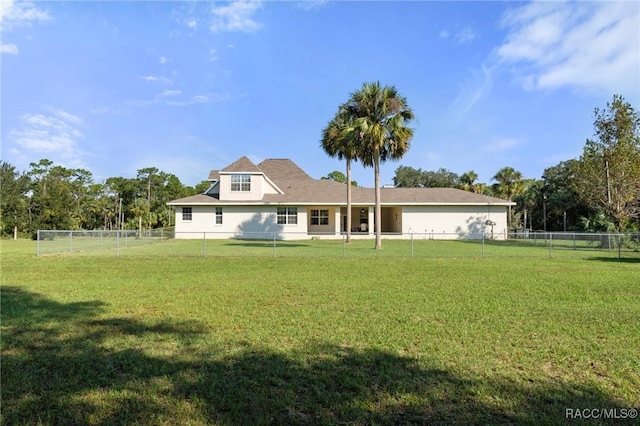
(169, 157, 515, 206)
(221, 156, 262, 173)
(258, 159, 313, 185)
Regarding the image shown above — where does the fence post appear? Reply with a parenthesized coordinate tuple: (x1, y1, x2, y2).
(548, 232, 553, 258)
(482, 233, 485, 259)
(36, 230, 40, 257)
(342, 233, 345, 258)
(618, 234, 621, 260)
(203, 232, 206, 257)
(69, 231, 73, 253)
(116, 231, 120, 257)
(273, 232, 276, 258)
(411, 231, 414, 258)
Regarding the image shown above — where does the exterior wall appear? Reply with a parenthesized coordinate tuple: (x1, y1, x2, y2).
(173, 204, 510, 240)
(401, 205, 509, 240)
(307, 206, 337, 234)
(174, 205, 307, 239)
(218, 173, 266, 201)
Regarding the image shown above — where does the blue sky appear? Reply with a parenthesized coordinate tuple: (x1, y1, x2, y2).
(1, 1, 638, 188)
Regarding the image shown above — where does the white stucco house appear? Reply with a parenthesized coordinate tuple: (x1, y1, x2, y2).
(167, 156, 514, 240)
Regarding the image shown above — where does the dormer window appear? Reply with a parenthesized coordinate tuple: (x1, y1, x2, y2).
(231, 174, 251, 191)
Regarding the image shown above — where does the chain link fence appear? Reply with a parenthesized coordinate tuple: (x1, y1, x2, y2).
(36, 229, 174, 257)
(36, 229, 640, 260)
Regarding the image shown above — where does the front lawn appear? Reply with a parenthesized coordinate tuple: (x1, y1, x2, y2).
(2, 240, 639, 424)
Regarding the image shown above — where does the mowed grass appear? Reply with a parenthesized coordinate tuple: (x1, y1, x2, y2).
(1, 240, 639, 425)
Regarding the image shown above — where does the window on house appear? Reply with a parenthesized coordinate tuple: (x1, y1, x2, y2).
(215, 207, 223, 224)
(277, 207, 297, 225)
(231, 174, 251, 191)
(310, 209, 329, 225)
(182, 207, 192, 221)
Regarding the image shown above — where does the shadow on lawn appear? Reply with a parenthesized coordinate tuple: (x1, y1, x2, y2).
(587, 256, 640, 264)
(223, 240, 311, 248)
(1, 287, 633, 425)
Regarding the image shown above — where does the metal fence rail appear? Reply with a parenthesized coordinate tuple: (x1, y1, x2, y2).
(36, 229, 640, 259)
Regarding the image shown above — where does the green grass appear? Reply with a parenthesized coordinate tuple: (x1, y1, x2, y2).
(2, 239, 639, 425)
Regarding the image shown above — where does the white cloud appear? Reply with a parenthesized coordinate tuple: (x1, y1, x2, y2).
(439, 27, 476, 43)
(209, 1, 262, 33)
(140, 75, 172, 84)
(159, 56, 171, 64)
(186, 18, 198, 29)
(10, 110, 87, 167)
(165, 94, 211, 106)
(0, 43, 18, 54)
(454, 27, 476, 44)
(497, 1, 640, 93)
(91, 106, 123, 115)
(0, 0, 51, 54)
(296, 1, 329, 12)
(449, 63, 493, 119)
(209, 48, 218, 61)
(485, 137, 523, 152)
(51, 108, 83, 126)
(130, 91, 228, 107)
(159, 89, 183, 97)
(191, 95, 209, 103)
(0, 0, 51, 31)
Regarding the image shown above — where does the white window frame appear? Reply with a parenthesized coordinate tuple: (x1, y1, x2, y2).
(215, 207, 223, 225)
(230, 174, 251, 192)
(310, 209, 329, 226)
(277, 207, 297, 225)
(182, 207, 192, 221)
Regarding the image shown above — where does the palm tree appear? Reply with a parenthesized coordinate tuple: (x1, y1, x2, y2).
(492, 166, 524, 230)
(321, 111, 360, 242)
(458, 170, 478, 192)
(130, 198, 150, 238)
(343, 82, 415, 249)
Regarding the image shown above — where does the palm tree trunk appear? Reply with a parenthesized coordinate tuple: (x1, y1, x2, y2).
(374, 152, 382, 250)
(346, 158, 352, 243)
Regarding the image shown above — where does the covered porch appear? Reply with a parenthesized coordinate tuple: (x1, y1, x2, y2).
(339, 206, 402, 234)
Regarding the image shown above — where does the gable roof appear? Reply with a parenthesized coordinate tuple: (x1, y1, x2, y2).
(169, 157, 515, 206)
(221, 156, 262, 173)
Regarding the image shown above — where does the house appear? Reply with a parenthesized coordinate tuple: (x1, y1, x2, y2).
(167, 156, 515, 240)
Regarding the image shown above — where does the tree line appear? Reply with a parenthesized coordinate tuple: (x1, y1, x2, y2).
(2, 93, 637, 239)
(391, 95, 640, 233)
(0, 159, 210, 238)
